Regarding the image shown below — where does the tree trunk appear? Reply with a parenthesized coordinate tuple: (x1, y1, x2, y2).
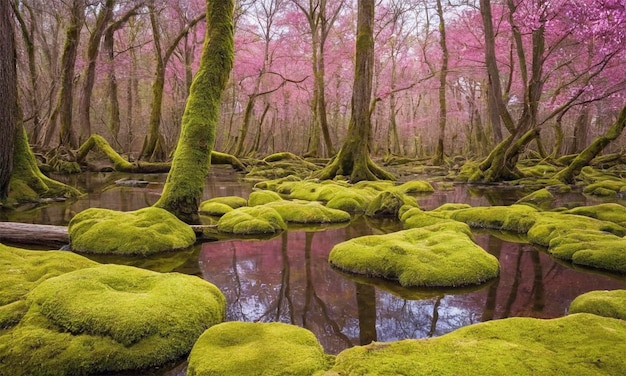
(554, 105, 626, 183)
(432, 0, 448, 165)
(77, 0, 114, 144)
(0, 0, 17, 200)
(153, 0, 234, 223)
(314, 0, 394, 183)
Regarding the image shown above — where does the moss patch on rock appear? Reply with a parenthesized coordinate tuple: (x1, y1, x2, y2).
(266, 200, 351, 224)
(329, 222, 499, 287)
(0, 264, 225, 376)
(569, 290, 626, 320)
(247, 190, 283, 206)
(187, 322, 331, 376)
(365, 191, 418, 219)
(546, 231, 626, 273)
(68, 207, 196, 256)
(328, 314, 626, 376)
(566, 203, 626, 228)
(217, 206, 287, 235)
(450, 204, 539, 234)
(199, 196, 247, 216)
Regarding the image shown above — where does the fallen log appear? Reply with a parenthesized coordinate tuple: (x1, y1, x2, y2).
(0, 222, 218, 248)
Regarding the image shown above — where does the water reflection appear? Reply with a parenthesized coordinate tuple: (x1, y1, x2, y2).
(198, 218, 625, 355)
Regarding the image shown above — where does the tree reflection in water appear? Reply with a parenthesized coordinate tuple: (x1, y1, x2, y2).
(198, 218, 625, 355)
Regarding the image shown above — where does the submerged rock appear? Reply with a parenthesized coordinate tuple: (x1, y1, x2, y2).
(68, 207, 196, 255)
(187, 322, 331, 376)
(329, 222, 499, 287)
(569, 290, 626, 321)
(327, 314, 626, 375)
(0, 260, 225, 376)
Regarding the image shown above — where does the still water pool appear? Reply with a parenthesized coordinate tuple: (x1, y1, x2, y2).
(3, 167, 625, 374)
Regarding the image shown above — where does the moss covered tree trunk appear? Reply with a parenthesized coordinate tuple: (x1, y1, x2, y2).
(314, 0, 394, 183)
(0, 0, 17, 200)
(153, 0, 234, 223)
(554, 105, 626, 184)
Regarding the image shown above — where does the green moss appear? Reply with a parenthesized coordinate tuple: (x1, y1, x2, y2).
(0, 264, 225, 375)
(394, 180, 435, 194)
(328, 314, 626, 375)
(248, 190, 283, 206)
(515, 188, 554, 210)
(569, 290, 626, 320)
(326, 189, 371, 213)
(518, 163, 559, 178)
(527, 212, 626, 247)
(252, 175, 302, 192)
(450, 204, 539, 234)
(329, 222, 499, 287)
(566, 203, 626, 228)
(400, 207, 452, 229)
(201, 195, 247, 209)
(266, 201, 351, 224)
(547, 231, 626, 273)
(187, 322, 331, 376)
(365, 191, 418, 219)
(217, 206, 287, 235)
(68, 207, 196, 256)
(583, 180, 626, 197)
(0, 244, 98, 307)
(198, 202, 234, 216)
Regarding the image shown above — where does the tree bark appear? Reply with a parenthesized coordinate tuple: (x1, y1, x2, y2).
(153, 0, 234, 223)
(314, 0, 394, 182)
(0, 0, 17, 200)
(432, 0, 448, 165)
(554, 105, 626, 183)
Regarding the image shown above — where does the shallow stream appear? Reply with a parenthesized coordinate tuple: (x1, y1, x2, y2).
(3, 167, 625, 374)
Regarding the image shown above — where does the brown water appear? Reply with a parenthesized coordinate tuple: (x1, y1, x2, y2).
(2, 167, 625, 373)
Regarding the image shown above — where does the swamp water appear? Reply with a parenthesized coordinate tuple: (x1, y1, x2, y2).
(3, 167, 625, 374)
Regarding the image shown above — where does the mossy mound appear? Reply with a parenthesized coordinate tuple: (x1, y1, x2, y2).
(400, 207, 454, 229)
(0, 264, 225, 376)
(526, 212, 626, 247)
(329, 222, 499, 287)
(365, 191, 418, 219)
(247, 190, 283, 206)
(0, 244, 99, 307)
(566, 203, 626, 228)
(68, 207, 196, 256)
(217, 206, 287, 235)
(266, 200, 351, 224)
(199, 196, 247, 216)
(450, 204, 539, 233)
(515, 188, 554, 210)
(328, 314, 626, 375)
(569, 290, 626, 320)
(326, 188, 371, 213)
(546, 231, 626, 273)
(583, 179, 626, 197)
(187, 322, 331, 376)
(394, 180, 435, 194)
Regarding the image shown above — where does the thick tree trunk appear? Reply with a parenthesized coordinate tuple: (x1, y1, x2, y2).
(153, 0, 234, 223)
(555, 105, 626, 183)
(315, 0, 394, 183)
(0, 0, 17, 200)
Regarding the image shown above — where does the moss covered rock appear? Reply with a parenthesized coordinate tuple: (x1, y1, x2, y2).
(569, 290, 626, 320)
(266, 200, 351, 224)
(328, 314, 626, 375)
(247, 190, 283, 206)
(199, 196, 247, 216)
(217, 206, 287, 235)
(394, 180, 435, 194)
(187, 322, 331, 376)
(546, 231, 626, 273)
(68, 207, 196, 256)
(583, 179, 626, 197)
(0, 264, 225, 376)
(329, 222, 499, 287)
(566, 203, 626, 228)
(515, 188, 554, 209)
(450, 204, 539, 234)
(365, 191, 418, 219)
(527, 212, 626, 247)
(400, 207, 453, 228)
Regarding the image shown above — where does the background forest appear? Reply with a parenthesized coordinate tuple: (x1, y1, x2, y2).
(11, 0, 626, 164)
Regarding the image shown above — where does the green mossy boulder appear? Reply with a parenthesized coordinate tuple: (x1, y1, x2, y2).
(327, 314, 626, 375)
(247, 189, 283, 206)
(546, 231, 626, 273)
(515, 188, 554, 210)
(583, 179, 626, 197)
(266, 200, 351, 224)
(326, 189, 371, 213)
(450, 204, 539, 234)
(566, 203, 626, 228)
(329, 222, 499, 287)
(365, 191, 418, 219)
(400, 207, 452, 228)
(569, 290, 626, 320)
(217, 206, 287, 235)
(0, 264, 225, 376)
(199, 196, 247, 216)
(526, 212, 626, 247)
(68, 207, 196, 256)
(187, 322, 331, 376)
(394, 180, 435, 194)
(253, 175, 302, 192)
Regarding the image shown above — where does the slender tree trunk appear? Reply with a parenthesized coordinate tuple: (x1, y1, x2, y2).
(78, 0, 114, 143)
(315, 0, 394, 182)
(104, 27, 121, 140)
(1, 0, 17, 200)
(432, 0, 448, 165)
(154, 0, 234, 223)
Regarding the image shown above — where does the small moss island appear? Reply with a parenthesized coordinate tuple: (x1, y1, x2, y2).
(0, 245, 225, 376)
